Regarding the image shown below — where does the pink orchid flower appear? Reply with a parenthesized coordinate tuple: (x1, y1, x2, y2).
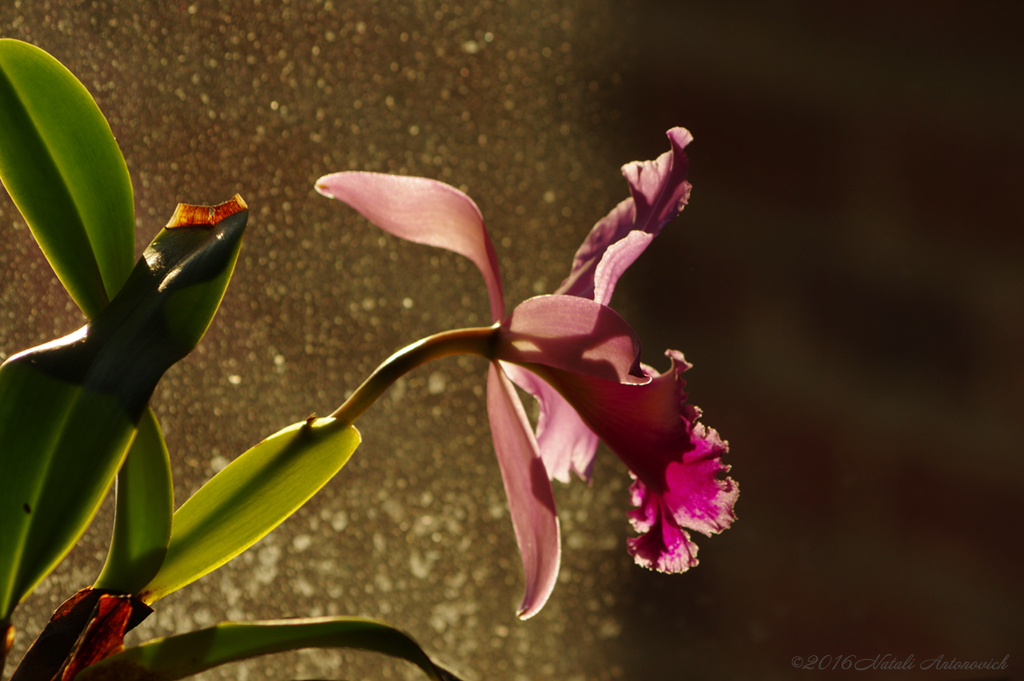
(315, 127, 737, 618)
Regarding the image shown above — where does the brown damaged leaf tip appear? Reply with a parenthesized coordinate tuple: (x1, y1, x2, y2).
(165, 194, 247, 229)
(60, 595, 133, 681)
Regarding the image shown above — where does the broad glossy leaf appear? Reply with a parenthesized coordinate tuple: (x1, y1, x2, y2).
(76, 616, 463, 681)
(140, 418, 360, 603)
(0, 367, 136, 623)
(93, 408, 174, 595)
(0, 39, 134, 318)
(0, 199, 247, 622)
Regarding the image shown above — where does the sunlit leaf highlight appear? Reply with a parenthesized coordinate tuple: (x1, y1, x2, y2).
(0, 39, 134, 318)
(140, 419, 360, 603)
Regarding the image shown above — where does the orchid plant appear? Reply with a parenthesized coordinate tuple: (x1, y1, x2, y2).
(0, 39, 737, 680)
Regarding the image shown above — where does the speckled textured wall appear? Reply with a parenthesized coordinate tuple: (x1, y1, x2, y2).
(2, 1, 1022, 680)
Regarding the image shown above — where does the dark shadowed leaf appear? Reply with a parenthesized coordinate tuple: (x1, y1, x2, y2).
(0, 199, 247, 622)
(76, 617, 465, 681)
(94, 408, 174, 595)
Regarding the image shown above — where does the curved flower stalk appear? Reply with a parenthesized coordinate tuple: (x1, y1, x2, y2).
(316, 127, 737, 618)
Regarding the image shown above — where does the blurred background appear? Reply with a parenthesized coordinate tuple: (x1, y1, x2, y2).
(1, 1, 1021, 679)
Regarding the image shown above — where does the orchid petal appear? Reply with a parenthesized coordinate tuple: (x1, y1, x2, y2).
(501, 364, 599, 484)
(316, 172, 505, 321)
(557, 127, 692, 302)
(592, 231, 654, 307)
(495, 294, 645, 484)
(496, 295, 645, 384)
(514, 350, 737, 573)
(485, 364, 560, 619)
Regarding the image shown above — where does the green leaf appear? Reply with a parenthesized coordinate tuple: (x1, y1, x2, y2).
(0, 200, 247, 623)
(0, 39, 134, 319)
(139, 418, 360, 604)
(93, 408, 174, 595)
(75, 616, 464, 681)
(0, 366, 137, 623)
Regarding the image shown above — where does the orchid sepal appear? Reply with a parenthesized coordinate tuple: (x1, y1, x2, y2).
(315, 172, 506, 321)
(485, 364, 560, 620)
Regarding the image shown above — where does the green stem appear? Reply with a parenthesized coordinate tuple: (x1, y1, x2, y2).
(330, 323, 500, 425)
